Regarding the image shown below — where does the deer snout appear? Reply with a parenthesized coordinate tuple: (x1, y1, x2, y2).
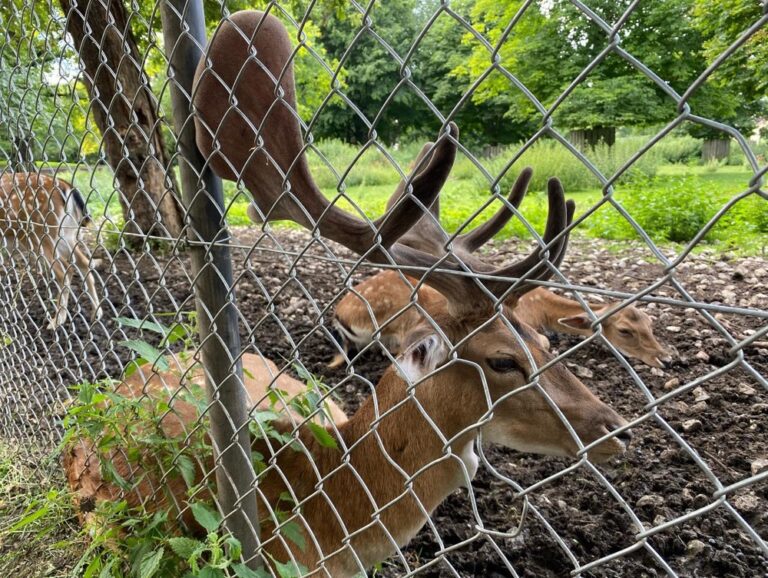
(585, 408, 631, 463)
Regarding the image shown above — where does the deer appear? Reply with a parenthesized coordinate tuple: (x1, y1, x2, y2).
(516, 288, 672, 368)
(64, 352, 348, 530)
(330, 272, 671, 369)
(64, 10, 633, 577)
(0, 172, 102, 329)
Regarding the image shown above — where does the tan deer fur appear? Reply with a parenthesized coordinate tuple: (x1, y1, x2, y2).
(63, 352, 346, 530)
(174, 10, 631, 575)
(0, 172, 101, 328)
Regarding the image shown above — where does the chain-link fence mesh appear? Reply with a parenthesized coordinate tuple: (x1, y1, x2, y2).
(1, 0, 767, 576)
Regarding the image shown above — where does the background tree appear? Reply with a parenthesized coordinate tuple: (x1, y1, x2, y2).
(453, 0, 724, 149)
(689, 0, 768, 160)
(59, 0, 184, 243)
(309, 0, 426, 144)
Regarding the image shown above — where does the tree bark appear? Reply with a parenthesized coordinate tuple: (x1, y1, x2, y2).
(60, 0, 184, 244)
(702, 139, 730, 162)
(569, 127, 616, 149)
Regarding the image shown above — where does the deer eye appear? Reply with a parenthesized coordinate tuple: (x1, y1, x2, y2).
(486, 357, 523, 374)
(618, 328, 634, 337)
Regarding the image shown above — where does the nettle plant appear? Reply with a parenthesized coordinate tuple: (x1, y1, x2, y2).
(61, 315, 335, 578)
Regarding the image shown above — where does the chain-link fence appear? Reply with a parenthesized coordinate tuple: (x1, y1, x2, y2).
(1, 0, 767, 576)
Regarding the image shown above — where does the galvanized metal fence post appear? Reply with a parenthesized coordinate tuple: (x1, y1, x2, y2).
(160, 0, 261, 567)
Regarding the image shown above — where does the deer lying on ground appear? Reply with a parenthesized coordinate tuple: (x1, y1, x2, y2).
(331, 272, 671, 369)
(0, 172, 102, 328)
(64, 10, 632, 577)
(517, 288, 672, 368)
(64, 352, 347, 530)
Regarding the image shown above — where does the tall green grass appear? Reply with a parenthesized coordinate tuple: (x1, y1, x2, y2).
(48, 135, 766, 254)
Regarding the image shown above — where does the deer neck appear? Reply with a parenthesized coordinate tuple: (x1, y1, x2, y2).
(258, 365, 485, 576)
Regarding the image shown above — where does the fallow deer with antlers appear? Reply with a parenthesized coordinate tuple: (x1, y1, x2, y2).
(0, 172, 102, 328)
(65, 10, 631, 577)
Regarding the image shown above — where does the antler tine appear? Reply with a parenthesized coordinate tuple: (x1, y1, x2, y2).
(386, 141, 439, 215)
(390, 176, 573, 315)
(455, 167, 533, 254)
(384, 125, 462, 256)
(483, 177, 571, 298)
(376, 125, 457, 250)
(192, 10, 456, 264)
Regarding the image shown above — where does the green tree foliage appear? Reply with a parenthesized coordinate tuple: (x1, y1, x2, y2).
(449, 0, 766, 145)
(687, 0, 768, 139)
(455, 1, 708, 139)
(309, 0, 425, 143)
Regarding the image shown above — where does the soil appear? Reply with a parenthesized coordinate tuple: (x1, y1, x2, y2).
(1, 227, 766, 577)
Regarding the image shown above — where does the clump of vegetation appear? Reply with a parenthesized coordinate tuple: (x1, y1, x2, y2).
(4, 315, 340, 577)
(586, 176, 717, 243)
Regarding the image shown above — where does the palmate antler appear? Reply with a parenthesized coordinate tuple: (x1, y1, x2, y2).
(192, 10, 573, 312)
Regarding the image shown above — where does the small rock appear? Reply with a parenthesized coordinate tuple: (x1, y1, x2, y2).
(751, 458, 768, 477)
(692, 387, 710, 403)
(574, 366, 593, 379)
(731, 270, 746, 281)
(664, 377, 681, 390)
(687, 539, 707, 556)
(682, 419, 702, 432)
(667, 400, 690, 414)
(737, 383, 756, 396)
(636, 494, 664, 508)
(732, 491, 761, 515)
(690, 401, 708, 414)
(695, 351, 711, 363)
(666, 325, 682, 333)
(650, 367, 665, 377)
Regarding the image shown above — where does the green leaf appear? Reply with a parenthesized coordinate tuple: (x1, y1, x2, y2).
(270, 556, 306, 578)
(223, 534, 242, 561)
(176, 454, 196, 488)
(97, 559, 117, 578)
(307, 422, 338, 449)
(8, 503, 50, 532)
(83, 556, 102, 578)
(280, 520, 306, 552)
(167, 536, 204, 560)
(190, 502, 221, 533)
(252, 410, 281, 425)
(138, 547, 164, 578)
(119, 339, 169, 372)
(117, 317, 170, 337)
(197, 567, 226, 578)
(165, 322, 190, 345)
(232, 563, 271, 578)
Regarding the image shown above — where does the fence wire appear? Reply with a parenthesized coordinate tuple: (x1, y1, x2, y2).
(0, 0, 767, 577)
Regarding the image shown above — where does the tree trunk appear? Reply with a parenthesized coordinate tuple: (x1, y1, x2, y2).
(569, 127, 616, 150)
(702, 139, 730, 162)
(60, 0, 184, 244)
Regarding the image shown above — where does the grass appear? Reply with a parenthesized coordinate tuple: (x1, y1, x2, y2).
(55, 138, 767, 256)
(0, 442, 82, 577)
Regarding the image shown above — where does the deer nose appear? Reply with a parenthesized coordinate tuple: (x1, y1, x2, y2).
(610, 424, 633, 447)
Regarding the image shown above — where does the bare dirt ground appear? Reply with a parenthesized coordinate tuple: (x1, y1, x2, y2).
(1, 227, 766, 577)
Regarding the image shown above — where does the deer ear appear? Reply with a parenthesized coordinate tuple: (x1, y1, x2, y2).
(395, 334, 448, 383)
(558, 314, 592, 330)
